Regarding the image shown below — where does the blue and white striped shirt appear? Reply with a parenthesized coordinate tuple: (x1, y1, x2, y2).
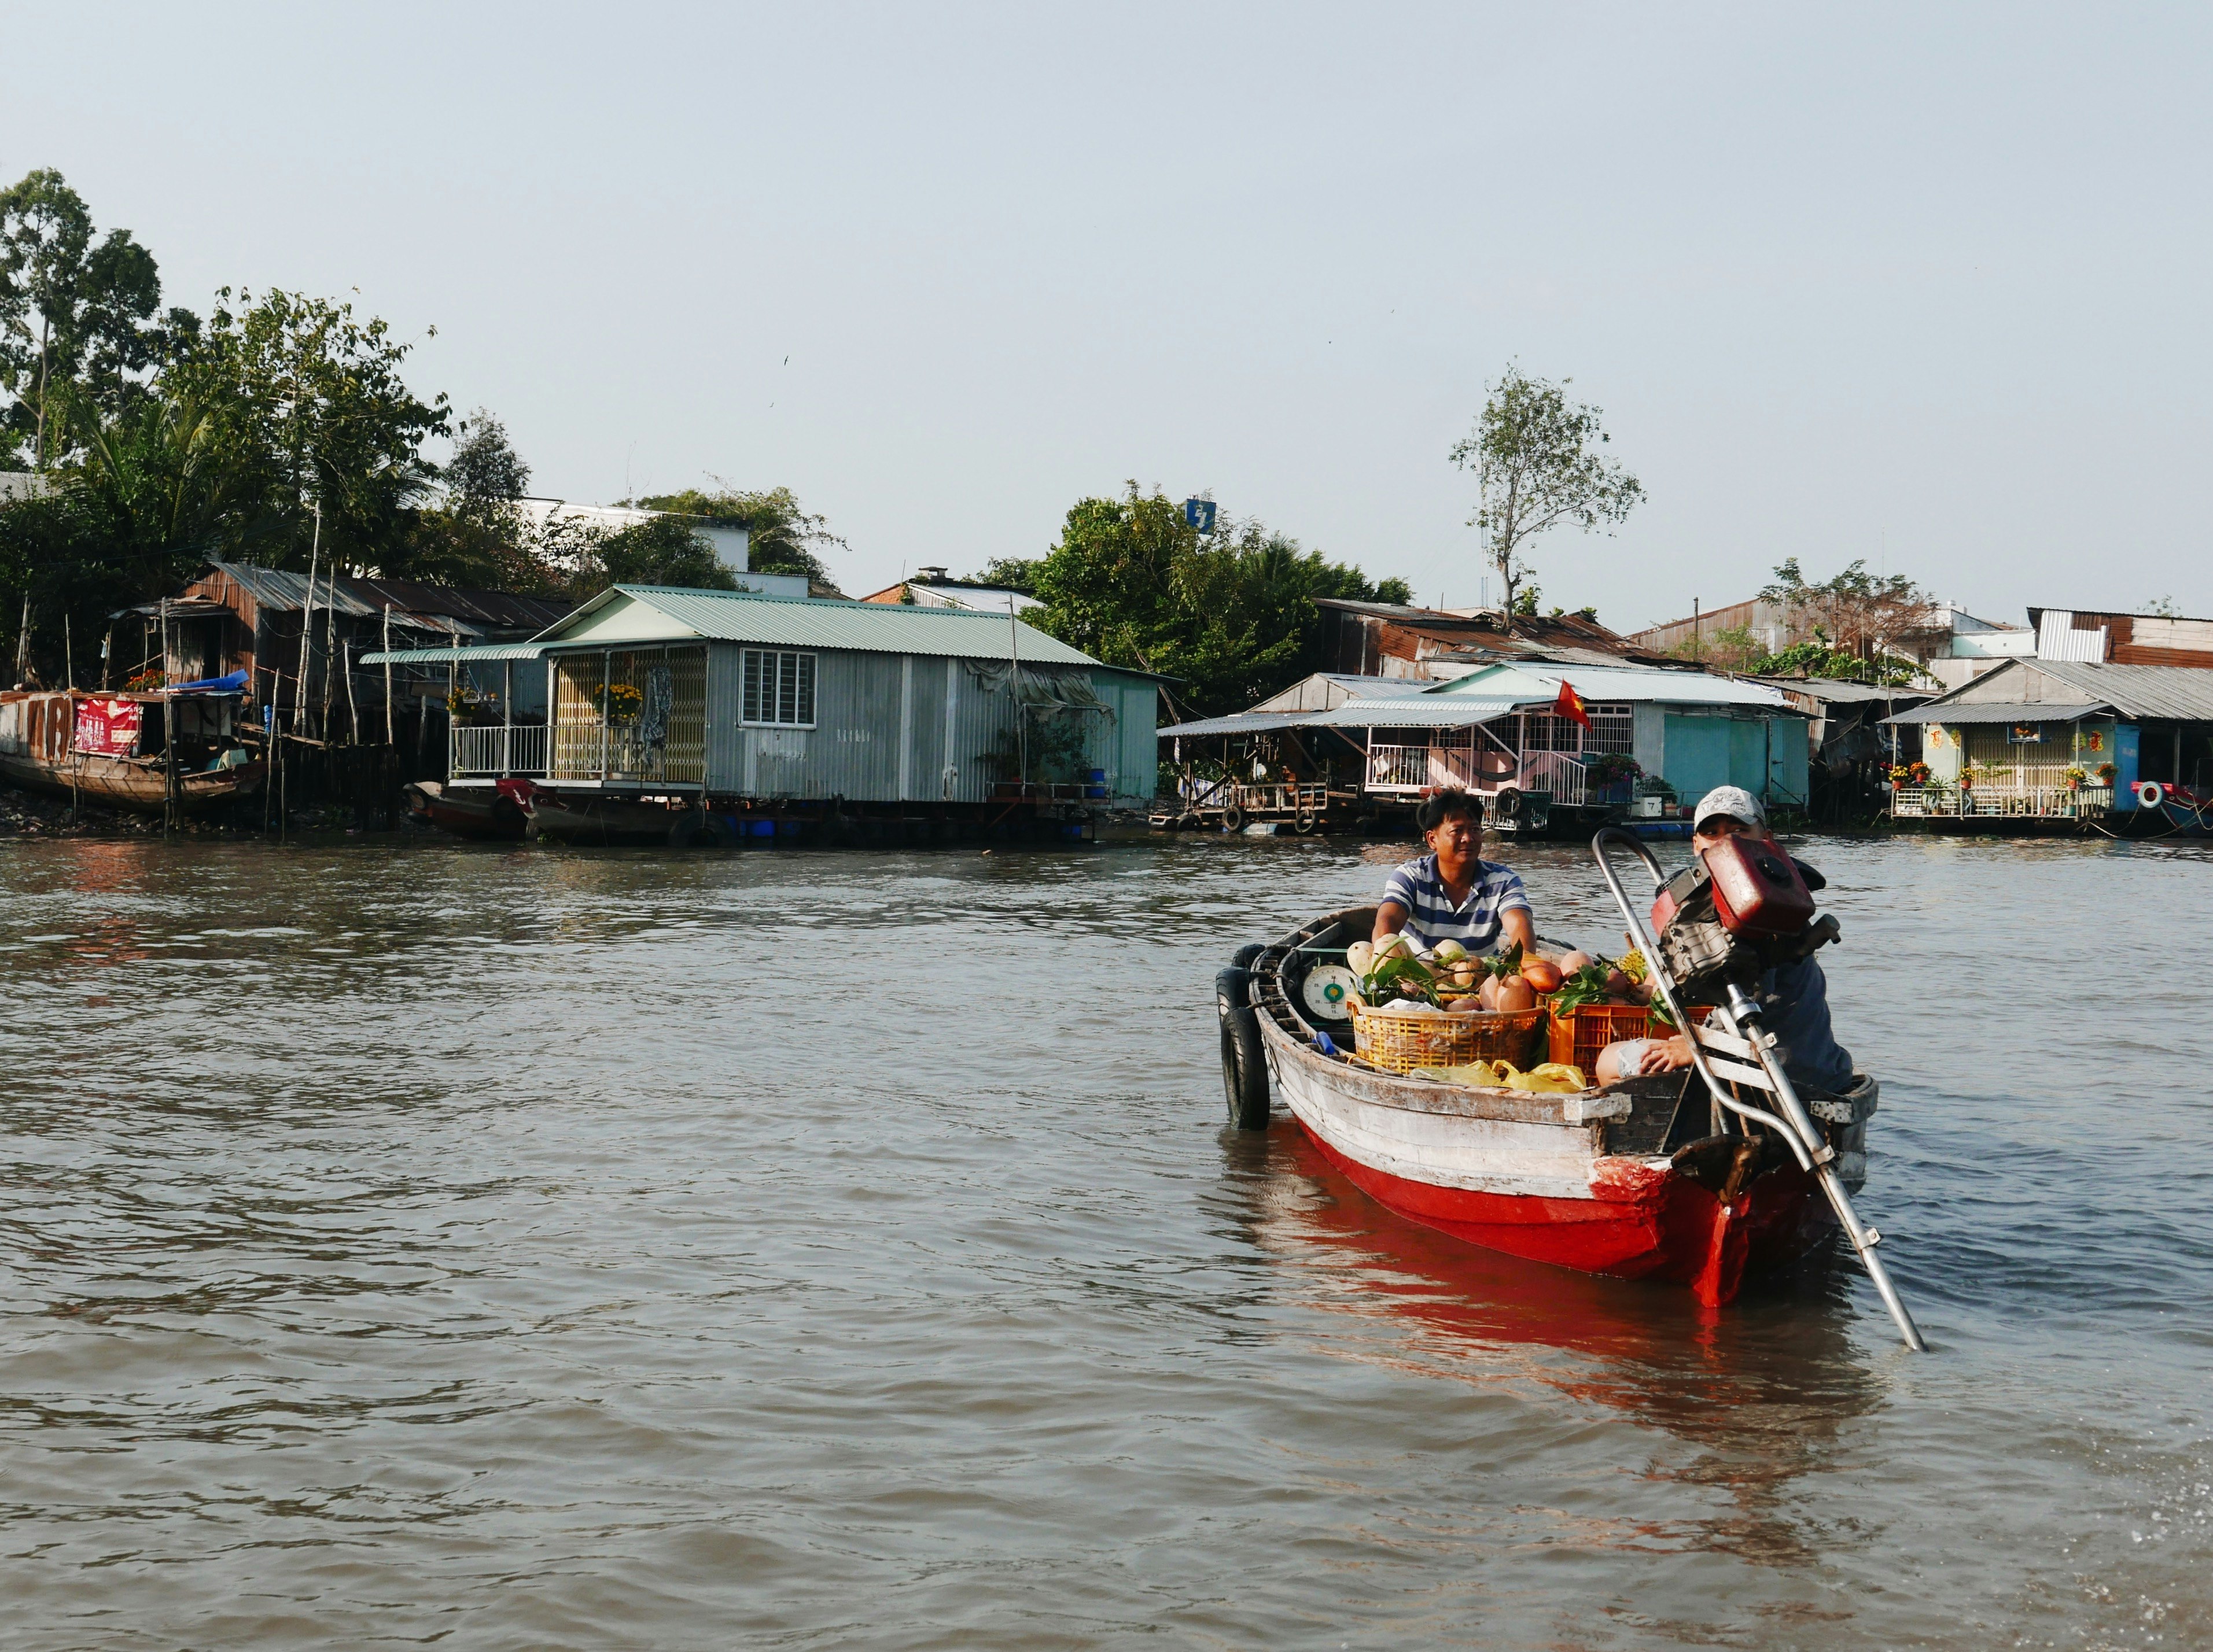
(1380, 854, 1532, 953)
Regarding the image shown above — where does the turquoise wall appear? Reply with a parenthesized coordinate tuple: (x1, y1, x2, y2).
(1661, 712, 1810, 805)
(1663, 715, 1733, 800)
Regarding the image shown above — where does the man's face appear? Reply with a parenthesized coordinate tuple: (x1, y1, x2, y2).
(1426, 810, 1481, 865)
(1692, 814, 1758, 856)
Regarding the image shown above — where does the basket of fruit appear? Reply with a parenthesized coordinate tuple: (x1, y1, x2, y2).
(1343, 936, 1548, 1074)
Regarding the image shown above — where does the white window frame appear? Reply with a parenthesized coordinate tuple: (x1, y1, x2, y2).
(741, 648, 818, 728)
(1585, 702, 1635, 757)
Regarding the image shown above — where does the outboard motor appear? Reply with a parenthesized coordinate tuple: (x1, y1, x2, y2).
(1649, 836, 1840, 1002)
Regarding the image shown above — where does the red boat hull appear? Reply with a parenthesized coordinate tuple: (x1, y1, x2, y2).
(1293, 1116, 1834, 1307)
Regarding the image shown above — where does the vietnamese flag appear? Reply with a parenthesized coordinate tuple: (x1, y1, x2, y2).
(1553, 679, 1592, 732)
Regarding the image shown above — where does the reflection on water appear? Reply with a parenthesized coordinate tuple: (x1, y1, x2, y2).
(0, 832, 2207, 1649)
(1229, 1124, 1879, 1570)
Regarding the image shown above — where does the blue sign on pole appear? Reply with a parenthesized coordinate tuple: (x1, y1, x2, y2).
(1183, 497, 1217, 534)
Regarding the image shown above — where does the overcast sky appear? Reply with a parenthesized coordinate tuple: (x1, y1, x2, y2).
(8, 3, 2209, 628)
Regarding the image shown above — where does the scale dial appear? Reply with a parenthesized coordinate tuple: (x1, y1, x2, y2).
(1302, 964, 1361, 1022)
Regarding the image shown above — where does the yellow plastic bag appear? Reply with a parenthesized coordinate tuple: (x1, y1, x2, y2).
(1415, 1060, 1588, 1093)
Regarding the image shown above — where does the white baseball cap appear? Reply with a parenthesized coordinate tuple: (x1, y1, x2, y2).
(1693, 785, 1766, 832)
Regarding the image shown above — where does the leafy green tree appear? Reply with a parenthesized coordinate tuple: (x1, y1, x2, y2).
(402, 409, 546, 588)
(0, 169, 171, 469)
(167, 286, 450, 571)
(629, 482, 846, 593)
(1449, 367, 1642, 621)
(1027, 484, 1412, 717)
(588, 515, 735, 596)
(967, 555, 1041, 593)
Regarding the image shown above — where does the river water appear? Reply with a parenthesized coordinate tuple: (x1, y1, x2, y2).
(0, 830, 2207, 1649)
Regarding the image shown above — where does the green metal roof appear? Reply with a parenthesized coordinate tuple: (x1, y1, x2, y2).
(539, 585, 1102, 665)
(358, 643, 551, 665)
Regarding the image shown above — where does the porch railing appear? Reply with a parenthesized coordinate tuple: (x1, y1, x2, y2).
(1518, 750, 1589, 809)
(451, 724, 549, 777)
(1365, 742, 1589, 807)
(1891, 784, 2112, 818)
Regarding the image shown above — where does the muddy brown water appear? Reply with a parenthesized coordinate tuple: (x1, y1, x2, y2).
(0, 831, 2207, 1649)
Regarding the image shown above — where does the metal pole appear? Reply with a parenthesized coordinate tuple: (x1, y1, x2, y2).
(1008, 600, 1025, 790)
(344, 636, 360, 746)
(161, 598, 177, 836)
(294, 504, 321, 734)
(64, 614, 72, 689)
(1722, 979, 1926, 1351)
(382, 606, 394, 746)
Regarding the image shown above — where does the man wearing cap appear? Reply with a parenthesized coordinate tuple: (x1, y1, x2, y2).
(1599, 786, 1854, 1092)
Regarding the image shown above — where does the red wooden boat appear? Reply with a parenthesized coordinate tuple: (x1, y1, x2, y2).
(1219, 843, 1921, 1350)
(405, 779, 531, 841)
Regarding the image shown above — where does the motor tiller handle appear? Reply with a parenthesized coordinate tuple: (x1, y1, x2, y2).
(1589, 829, 1927, 1354)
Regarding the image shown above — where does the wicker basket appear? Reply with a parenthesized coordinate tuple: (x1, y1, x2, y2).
(1352, 1002, 1543, 1075)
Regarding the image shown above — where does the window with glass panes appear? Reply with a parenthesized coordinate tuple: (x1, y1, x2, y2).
(741, 649, 816, 727)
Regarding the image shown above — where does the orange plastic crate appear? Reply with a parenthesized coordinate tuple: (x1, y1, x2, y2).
(1546, 1002, 1660, 1074)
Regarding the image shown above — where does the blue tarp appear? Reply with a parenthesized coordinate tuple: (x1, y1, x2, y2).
(169, 670, 248, 695)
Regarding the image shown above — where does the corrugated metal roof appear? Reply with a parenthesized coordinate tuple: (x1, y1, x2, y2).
(1881, 658, 2213, 724)
(1883, 701, 2103, 725)
(1430, 661, 1789, 708)
(359, 643, 553, 665)
(214, 563, 381, 618)
(1158, 710, 1322, 738)
(541, 585, 1102, 666)
(1308, 696, 1529, 729)
(1747, 676, 1936, 705)
(2019, 659, 2213, 720)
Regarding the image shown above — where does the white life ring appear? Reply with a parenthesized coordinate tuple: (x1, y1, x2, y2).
(2135, 780, 2167, 809)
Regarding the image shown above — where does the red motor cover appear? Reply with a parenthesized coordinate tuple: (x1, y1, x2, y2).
(1702, 835, 1816, 938)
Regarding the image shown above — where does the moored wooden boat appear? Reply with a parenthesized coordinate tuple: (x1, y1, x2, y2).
(406, 780, 529, 841)
(0, 746, 265, 816)
(1222, 905, 1881, 1308)
(521, 788, 699, 846)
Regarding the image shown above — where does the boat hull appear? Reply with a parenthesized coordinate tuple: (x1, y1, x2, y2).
(522, 790, 689, 846)
(0, 750, 266, 816)
(407, 780, 529, 841)
(1260, 990, 1836, 1307)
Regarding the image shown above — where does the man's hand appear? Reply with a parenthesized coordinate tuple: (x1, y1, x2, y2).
(1638, 1034, 1694, 1075)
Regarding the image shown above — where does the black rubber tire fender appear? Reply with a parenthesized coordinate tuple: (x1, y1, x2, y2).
(1216, 965, 1271, 1130)
(1220, 804, 1245, 833)
(1492, 786, 1522, 824)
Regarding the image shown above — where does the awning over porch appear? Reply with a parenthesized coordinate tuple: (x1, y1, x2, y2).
(1305, 696, 1529, 729)
(1881, 700, 2104, 725)
(359, 643, 553, 665)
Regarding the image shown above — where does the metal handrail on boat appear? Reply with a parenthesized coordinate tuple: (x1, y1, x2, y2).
(1590, 828, 1926, 1352)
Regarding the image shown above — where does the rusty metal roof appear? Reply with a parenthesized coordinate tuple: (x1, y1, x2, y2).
(1887, 658, 2213, 723)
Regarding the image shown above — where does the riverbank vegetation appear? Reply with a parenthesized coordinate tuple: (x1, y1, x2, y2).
(986, 485, 1411, 718)
(0, 168, 838, 683)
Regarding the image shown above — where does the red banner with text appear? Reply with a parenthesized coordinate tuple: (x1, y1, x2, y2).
(71, 697, 142, 757)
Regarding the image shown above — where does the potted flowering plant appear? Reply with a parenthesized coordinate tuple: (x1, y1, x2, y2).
(2094, 762, 2116, 786)
(1588, 751, 1641, 803)
(593, 682, 644, 724)
(2063, 765, 2088, 790)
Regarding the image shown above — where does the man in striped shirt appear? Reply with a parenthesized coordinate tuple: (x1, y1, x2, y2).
(1374, 788, 1537, 954)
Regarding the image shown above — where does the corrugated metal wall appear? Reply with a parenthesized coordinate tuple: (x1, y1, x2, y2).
(703, 645, 1025, 802)
(687, 648, 1161, 805)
